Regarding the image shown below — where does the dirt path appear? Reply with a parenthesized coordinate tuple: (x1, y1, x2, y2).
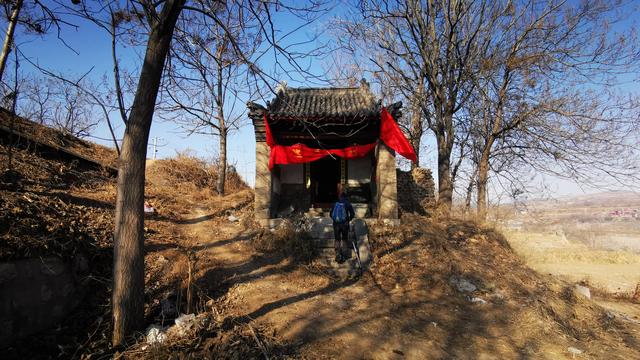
(179, 210, 446, 359)
(165, 207, 640, 359)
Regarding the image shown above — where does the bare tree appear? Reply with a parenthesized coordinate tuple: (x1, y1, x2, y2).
(468, 0, 640, 220)
(0, 0, 77, 87)
(108, 0, 185, 346)
(49, 79, 98, 138)
(336, 0, 504, 214)
(84, 0, 327, 345)
(0, 0, 23, 84)
(15, 61, 124, 154)
(18, 75, 52, 123)
(163, 4, 258, 195)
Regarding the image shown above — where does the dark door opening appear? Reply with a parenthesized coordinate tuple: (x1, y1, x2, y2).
(310, 156, 341, 206)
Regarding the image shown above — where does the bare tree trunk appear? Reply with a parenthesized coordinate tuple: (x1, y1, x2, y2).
(215, 61, 226, 195)
(409, 100, 422, 170)
(477, 102, 502, 221)
(464, 168, 477, 213)
(0, 0, 23, 85)
(410, 84, 424, 170)
(217, 127, 226, 194)
(436, 133, 453, 214)
(112, 0, 183, 347)
(476, 147, 491, 221)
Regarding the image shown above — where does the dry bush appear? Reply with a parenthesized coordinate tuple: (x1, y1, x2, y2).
(146, 152, 248, 197)
(147, 154, 214, 191)
(252, 217, 316, 262)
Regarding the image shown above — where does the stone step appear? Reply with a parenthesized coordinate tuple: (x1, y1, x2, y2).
(305, 203, 370, 219)
(306, 217, 370, 278)
(313, 248, 362, 277)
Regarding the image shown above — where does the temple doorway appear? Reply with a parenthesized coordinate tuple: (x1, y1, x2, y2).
(310, 156, 341, 206)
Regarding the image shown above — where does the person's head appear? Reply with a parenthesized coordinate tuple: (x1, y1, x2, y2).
(339, 192, 347, 200)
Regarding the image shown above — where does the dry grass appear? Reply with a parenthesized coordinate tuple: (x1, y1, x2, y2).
(146, 153, 247, 196)
(0, 108, 118, 168)
(364, 214, 640, 358)
(252, 217, 317, 262)
(144, 153, 249, 218)
(504, 230, 640, 265)
(508, 230, 640, 265)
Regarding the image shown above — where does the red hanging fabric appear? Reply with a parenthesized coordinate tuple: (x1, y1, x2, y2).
(263, 107, 416, 169)
(380, 107, 418, 163)
(268, 142, 376, 169)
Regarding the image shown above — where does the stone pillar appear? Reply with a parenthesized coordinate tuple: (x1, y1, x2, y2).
(376, 143, 398, 220)
(255, 141, 272, 223)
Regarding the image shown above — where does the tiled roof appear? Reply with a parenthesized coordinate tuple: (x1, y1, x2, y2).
(267, 82, 378, 118)
(247, 80, 403, 145)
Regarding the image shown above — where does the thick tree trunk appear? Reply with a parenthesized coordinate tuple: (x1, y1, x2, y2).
(0, 0, 23, 84)
(436, 133, 453, 214)
(112, 0, 183, 347)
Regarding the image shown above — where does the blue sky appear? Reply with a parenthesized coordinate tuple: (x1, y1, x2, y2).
(8, 1, 345, 186)
(4, 0, 639, 198)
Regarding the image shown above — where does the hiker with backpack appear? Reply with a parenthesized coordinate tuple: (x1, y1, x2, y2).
(330, 191, 355, 263)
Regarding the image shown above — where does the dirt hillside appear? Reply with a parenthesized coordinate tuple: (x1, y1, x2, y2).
(1, 122, 639, 359)
(117, 202, 640, 359)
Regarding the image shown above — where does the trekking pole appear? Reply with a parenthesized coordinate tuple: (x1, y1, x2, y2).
(350, 223, 363, 276)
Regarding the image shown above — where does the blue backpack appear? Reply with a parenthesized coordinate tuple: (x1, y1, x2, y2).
(332, 202, 347, 223)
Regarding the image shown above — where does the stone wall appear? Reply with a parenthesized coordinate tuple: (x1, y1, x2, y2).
(0, 257, 83, 347)
(254, 141, 272, 224)
(376, 144, 398, 219)
(277, 184, 310, 216)
(397, 167, 436, 215)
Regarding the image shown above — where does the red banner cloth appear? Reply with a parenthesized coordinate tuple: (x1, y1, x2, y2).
(380, 107, 417, 163)
(268, 142, 376, 169)
(263, 107, 416, 169)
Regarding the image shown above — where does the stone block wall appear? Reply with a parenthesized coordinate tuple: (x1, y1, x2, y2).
(278, 184, 311, 216)
(397, 167, 436, 215)
(376, 144, 398, 219)
(0, 257, 82, 347)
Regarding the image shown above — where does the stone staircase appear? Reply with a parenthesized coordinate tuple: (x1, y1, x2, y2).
(307, 217, 372, 277)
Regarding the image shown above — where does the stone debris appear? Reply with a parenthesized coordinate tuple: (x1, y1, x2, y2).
(228, 215, 239, 222)
(567, 346, 584, 357)
(174, 313, 198, 336)
(450, 277, 477, 293)
(470, 297, 487, 305)
(146, 325, 167, 344)
(277, 205, 295, 218)
(574, 285, 591, 299)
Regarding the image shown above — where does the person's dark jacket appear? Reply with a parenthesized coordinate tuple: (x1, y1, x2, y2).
(330, 197, 355, 224)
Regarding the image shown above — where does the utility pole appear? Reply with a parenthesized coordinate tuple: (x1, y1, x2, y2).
(150, 137, 163, 160)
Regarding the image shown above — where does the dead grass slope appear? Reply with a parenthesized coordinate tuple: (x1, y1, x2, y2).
(367, 214, 640, 359)
(2, 136, 253, 358)
(0, 108, 118, 168)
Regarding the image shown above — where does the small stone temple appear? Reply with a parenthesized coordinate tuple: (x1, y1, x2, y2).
(247, 80, 412, 225)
